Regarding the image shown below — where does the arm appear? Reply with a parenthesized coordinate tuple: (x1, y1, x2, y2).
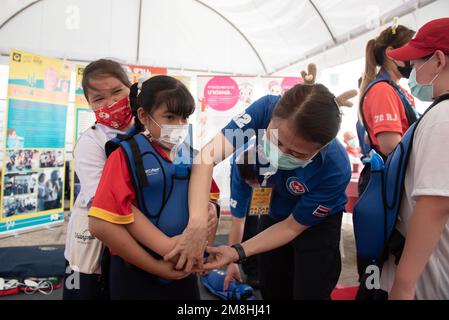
(376, 132, 402, 156)
(125, 205, 178, 256)
(205, 214, 308, 269)
(389, 196, 449, 300)
(73, 135, 107, 206)
(241, 215, 307, 258)
(89, 217, 190, 280)
(228, 216, 246, 246)
(224, 216, 246, 290)
(165, 133, 234, 271)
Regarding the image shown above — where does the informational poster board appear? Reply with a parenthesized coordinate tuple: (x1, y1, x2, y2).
(0, 49, 70, 236)
(197, 76, 256, 209)
(260, 76, 304, 96)
(125, 65, 167, 83)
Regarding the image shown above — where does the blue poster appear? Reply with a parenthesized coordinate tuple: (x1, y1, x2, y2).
(6, 99, 67, 149)
(1, 50, 69, 236)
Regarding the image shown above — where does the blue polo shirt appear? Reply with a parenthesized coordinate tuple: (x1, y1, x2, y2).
(223, 95, 351, 227)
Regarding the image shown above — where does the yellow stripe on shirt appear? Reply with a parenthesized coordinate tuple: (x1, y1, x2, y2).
(88, 206, 135, 225)
(209, 192, 220, 201)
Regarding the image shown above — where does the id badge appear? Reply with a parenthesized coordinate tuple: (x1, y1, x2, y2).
(249, 187, 273, 216)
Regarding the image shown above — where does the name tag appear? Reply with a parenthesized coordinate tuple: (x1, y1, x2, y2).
(249, 187, 273, 216)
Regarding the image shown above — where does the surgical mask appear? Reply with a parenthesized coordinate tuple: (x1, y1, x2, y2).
(262, 134, 313, 170)
(348, 139, 358, 148)
(148, 116, 189, 150)
(408, 55, 441, 102)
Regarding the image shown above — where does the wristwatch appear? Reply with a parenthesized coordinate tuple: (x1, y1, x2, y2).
(231, 244, 247, 264)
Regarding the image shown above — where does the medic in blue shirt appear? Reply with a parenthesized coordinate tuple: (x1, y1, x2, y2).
(180, 81, 353, 300)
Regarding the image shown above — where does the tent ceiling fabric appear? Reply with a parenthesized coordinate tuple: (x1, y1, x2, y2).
(0, 0, 446, 75)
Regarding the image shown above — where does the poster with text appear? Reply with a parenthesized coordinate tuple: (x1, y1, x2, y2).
(260, 76, 304, 96)
(0, 49, 70, 236)
(125, 64, 167, 84)
(196, 76, 256, 210)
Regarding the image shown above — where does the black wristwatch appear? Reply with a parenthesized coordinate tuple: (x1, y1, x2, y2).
(231, 244, 247, 264)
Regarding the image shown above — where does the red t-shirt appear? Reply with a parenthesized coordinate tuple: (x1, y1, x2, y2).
(362, 82, 415, 152)
(88, 141, 220, 224)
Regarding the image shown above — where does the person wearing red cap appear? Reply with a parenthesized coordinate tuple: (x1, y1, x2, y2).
(356, 24, 418, 300)
(381, 18, 449, 300)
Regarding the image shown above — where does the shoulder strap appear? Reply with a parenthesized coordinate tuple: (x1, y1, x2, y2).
(104, 124, 141, 158)
(127, 137, 149, 188)
(383, 93, 449, 264)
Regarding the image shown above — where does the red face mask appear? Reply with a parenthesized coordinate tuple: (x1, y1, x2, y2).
(93, 97, 133, 130)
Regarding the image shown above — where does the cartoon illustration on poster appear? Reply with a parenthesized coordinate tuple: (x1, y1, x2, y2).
(197, 76, 256, 211)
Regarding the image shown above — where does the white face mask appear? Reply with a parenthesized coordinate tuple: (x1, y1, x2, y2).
(148, 116, 189, 150)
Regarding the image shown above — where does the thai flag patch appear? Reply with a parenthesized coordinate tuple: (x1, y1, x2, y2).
(312, 205, 331, 218)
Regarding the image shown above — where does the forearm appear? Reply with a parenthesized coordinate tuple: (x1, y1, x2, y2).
(125, 205, 176, 256)
(188, 162, 213, 226)
(89, 217, 168, 275)
(377, 132, 402, 156)
(242, 215, 307, 259)
(207, 202, 219, 246)
(189, 133, 234, 225)
(393, 197, 449, 291)
(228, 217, 245, 246)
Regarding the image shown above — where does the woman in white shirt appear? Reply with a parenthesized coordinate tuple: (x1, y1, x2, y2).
(63, 59, 188, 300)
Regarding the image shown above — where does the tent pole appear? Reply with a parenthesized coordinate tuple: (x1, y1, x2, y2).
(136, 0, 143, 64)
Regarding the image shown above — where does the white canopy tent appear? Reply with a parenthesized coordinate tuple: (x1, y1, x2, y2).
(0, 0, 448, 75)
(0, 0, 447, 205)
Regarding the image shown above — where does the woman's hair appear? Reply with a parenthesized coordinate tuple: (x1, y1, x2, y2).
(129, 75, 195, 132)
(272, 84, 341, 146)
(236, 150, 258, 181)
(360, 25, 415, 94)
(81, 59, 131, 101)
(38, 173, 45, 183)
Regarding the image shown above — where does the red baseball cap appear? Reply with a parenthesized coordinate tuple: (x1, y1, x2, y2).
(388, 18, 449, 61)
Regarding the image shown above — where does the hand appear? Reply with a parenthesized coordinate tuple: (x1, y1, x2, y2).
(155, 260, 191, 281)
(336, 90, 358, 108)
(203, 246, 239, 270)
(224, 263, 242, 291)
(300, 63, 317, 85)
(164, 218, 209, 272)
(196, 254, 215, 277)
(167, 235, 181, 264)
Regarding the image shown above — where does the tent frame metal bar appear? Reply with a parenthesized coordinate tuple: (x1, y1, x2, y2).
(193, 0, 268, 74)
(136, 0, 143, 64)
(309, 0, 337, 44)
(270, 0, 438, 75)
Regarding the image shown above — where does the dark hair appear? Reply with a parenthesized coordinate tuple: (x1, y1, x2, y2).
(81, 59, 131, 101)
(272, 84, 341, 146)
(129, 75, 195, 132)
(360, 25, 415, 94)
(236, 150, 258, 181)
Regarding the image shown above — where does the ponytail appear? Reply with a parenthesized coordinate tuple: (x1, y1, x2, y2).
(129, 82, 145, 132)
(359, 25, 415, 118)
(360, 39, 378, 96)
